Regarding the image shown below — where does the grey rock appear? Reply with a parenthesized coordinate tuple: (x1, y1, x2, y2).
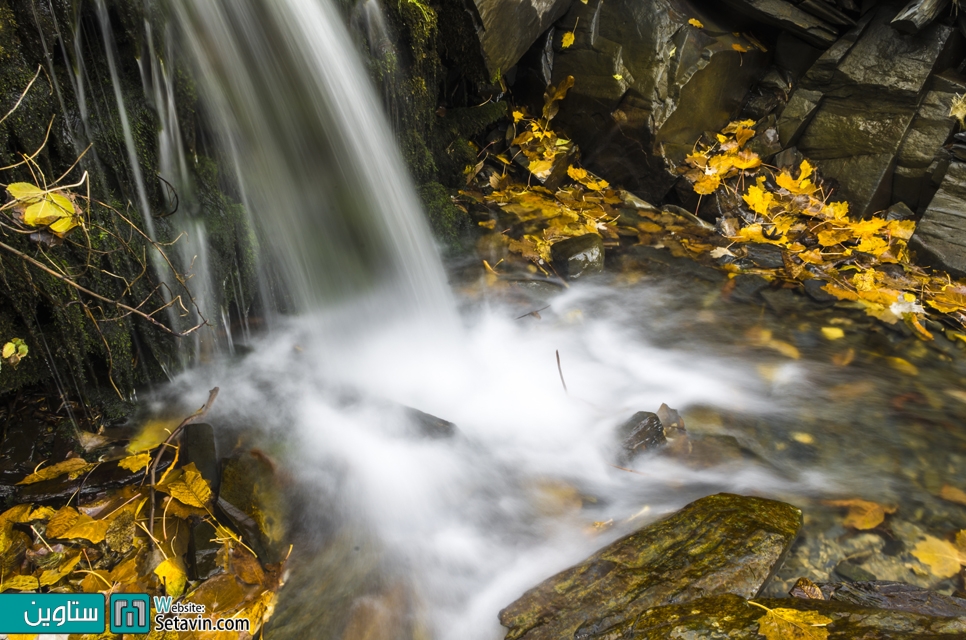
(819, 580, 966, 617)
(777, 89, 823, 147)
(718, 0, 840, 47)
(404, 407, 458, 439)
(499, 494, 802, 640)
(834, 560, 878, 582)
(886, 201, 916, 220)
(181, 422, 219, 497)
(471, 0, 575, 77)
(910, 162, 966, 277)
(551, 234, 604, 279)
(217, 451, 289, 563)
(548, 0, 765, 201)
(891, 0, 952, 35)
(616, 411, 666, 463)
(188, 520, 221, 581)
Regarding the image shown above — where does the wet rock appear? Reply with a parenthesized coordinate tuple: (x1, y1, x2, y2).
(181, 422, 219, 497)
(817, 580, 966, 617)
(803, 278, 838, 304)
(784, 4, 959, 216)
(548, 0, 765, 201)
(467, 0, 574, 77)
(885, 201, 916, 220)
(910, 162, 966, 277)
(217, 451, 289, 563)
(583, 593, 966, 639)
(616, 411, 666, 463)
(743, 243, 786, 270)
(719, 0, 840, 48)
(891, 0, 952, 35)
(404, 407, 457, 439)
(833, 559, 877, 582)
(0, 423, 38, 479)
(188, 520, 221, 581)
(761, 287, 807, 315)
(499, 493, 802, 640)
(551, 234, 604, 279)
(14, 454, 173, 505)
(728, 274, 770, 303)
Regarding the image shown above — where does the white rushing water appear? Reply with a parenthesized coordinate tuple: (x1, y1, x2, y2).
(154, 1, 843, 638)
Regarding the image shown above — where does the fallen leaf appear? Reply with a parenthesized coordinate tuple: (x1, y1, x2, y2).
(118, 453, 151, 472)
(155, 556, 188, 598)
(39, 554, 81, 587)
(825, 498, 896, 530)
(163, 462, 213, 510)
(940, 485, 966, 506)
(912, 535, 965, 578)
(56, 513, 110, 544)
(0, 575, 41, 593)
(561, 31, 575, 48)
(127, 417, 181, 453)
(45, 505, 80, 538)
(886, 357, 918, 376)
(821, 327, 844, 340)
(755, 604, 832, 640)
(688, 18, 704, 28)
(17, 458, 94, 485)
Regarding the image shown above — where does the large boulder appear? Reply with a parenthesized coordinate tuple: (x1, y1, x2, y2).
(546, 0, 766, 202)
(776, 2, 961, 216)
(499, 493, 801, 640)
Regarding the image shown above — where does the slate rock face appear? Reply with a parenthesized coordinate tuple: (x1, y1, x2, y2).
(498, 493, 802, 640)
(546, 0, 765, 202)
(909, 162, 966, 277)
(777, 2, 960, 216)
(470, 0, 576, 77)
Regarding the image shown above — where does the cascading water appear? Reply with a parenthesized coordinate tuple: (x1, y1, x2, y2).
(170, 1, 454, 321)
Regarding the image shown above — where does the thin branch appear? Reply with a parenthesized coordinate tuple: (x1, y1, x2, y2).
(0, 238, 204, 337)
(556, 349, 568, 395)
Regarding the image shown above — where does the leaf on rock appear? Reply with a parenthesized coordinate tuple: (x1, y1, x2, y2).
(0, 574, 41, 593)
(688, 18, 704, 28)
(164, 462, 213, 510)
(17, 458, 94, 485)
(57, 513, 110, 544)
(825, 498, 896, 530)
(118, 453, 152, 472)
(155, 557, 188, 598)
(561, 31, 575, 48)
(756, 606, 832, 640)
(127, 417, 181, 453)
(45, 505, 80, 538)
(912, 535, 965, 578)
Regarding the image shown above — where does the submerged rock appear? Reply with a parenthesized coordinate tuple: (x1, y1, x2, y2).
(499, 493, 802, 640)
(811, 580, 966, 618)
(217, 451, 289, 563)
(589, 593, 966, 638)
(616, 411, 666, 463)
(547, 0, 765, 202)
(551, 234, 604, 279)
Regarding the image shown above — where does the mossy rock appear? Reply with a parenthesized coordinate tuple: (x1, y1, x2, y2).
(500, 493, 802, 640)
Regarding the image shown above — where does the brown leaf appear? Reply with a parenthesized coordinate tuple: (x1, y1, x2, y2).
(230, 545, 266, 586)
(789, 577, 825, 600)
(825, 498, 896, 530)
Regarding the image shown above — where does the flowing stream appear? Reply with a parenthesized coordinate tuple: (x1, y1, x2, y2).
(105, 0, 966, 637)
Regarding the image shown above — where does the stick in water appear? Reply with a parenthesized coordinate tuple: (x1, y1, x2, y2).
(556, 350, 568, 394)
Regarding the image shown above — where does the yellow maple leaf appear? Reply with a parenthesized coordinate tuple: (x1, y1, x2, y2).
(821, 327, 844, 340)
(824, 201, 849, 219)
(913, 535, 965, 578)
(754, 604, 832, 640)
(732, 43, 750, 53)
(742, 184, 774, 216)
(561, 31, 575, 48)
(512, 110, 524, 123)
(688, 18, 704, 28)
(776, 160, 817, 195)
(693, 172, 721, 195)
(887, 219, 915, 240)
(732, 147, 760, 169)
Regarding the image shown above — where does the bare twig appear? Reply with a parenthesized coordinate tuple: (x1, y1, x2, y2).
(0, 239, 204, 337)
(556, 349, 568, 394)
(148, 387, 219, 534)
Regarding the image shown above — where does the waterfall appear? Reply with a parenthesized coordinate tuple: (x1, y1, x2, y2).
(169, 0, 456, 322)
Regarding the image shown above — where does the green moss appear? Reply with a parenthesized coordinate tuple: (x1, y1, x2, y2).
(418, 182, 471, 250)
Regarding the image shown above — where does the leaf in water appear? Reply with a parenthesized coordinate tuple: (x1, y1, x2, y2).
(17, 458, 94, 485)
(230, 545, 266, 586)
(45, 505, 80, 538)
(886, 357, 918, 376)
(39, 554, 81, 587)
(0, 574, 41, 593)
(164, 463, 213, 509)
(940, 484, 966, 506)
(912, 535, 965, 578)
(561, 31, 575, 48)
(155, 557, 188, 598)
(756, 605, 832, 640)
(688, 18, 704, 28)
(821, 327, 844, 340)
(118, 453, 152, 472)
(825, 498, 896, 530)
(56, 513, 110, 544)
(732, 43, 750, 53)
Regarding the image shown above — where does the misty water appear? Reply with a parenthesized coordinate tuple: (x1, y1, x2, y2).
(122, 0, 966, 638)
